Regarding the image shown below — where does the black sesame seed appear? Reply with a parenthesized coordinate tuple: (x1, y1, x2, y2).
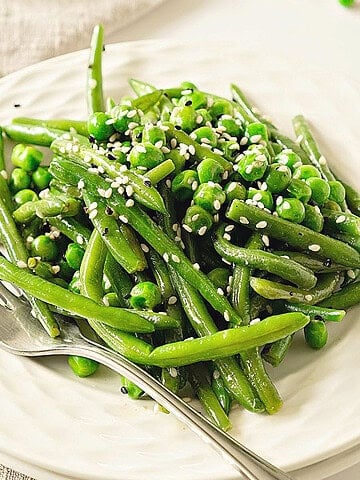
(143, 179, 152, 187)
(120, 387, 128, 394)
(88, 64, 93, 69)
(89, 135, 96, 144)
(13, 103, 21, 108)
(323, 258, 332, 268)
(289, 292, 294, 296)
(314, 315, 323, 321)
(102, 45, 106, 52)
(185, 100, 192, 106)
(105, 206, 114, 216)
(107, 153, 116, 161)
(102, 227, 109, 236)
(174, 125, 181, 130)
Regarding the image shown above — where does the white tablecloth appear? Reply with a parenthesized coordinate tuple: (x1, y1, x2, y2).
(0, 1, 359, 479)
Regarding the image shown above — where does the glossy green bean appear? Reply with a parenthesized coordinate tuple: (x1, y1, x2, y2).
(4, 123, 80, 147)
(270, 250, 345, 273)
(12, 117, 88, 137)
(342, 181, 360, 216)
(281, 302, 345, 322)
(226, 200, 360, 267)
(47, 216, 91, 247)
(103, 253, 133, 307)
(146, 159, 175, 185)
(318, 281, 360, 309)
(262, 336, 294, 367)
(322, 209, 360, 236)
(87, 24, 104, 114)
(13, 196, 80, 224)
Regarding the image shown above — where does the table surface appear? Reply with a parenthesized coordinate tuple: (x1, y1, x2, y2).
(106, 1, 360, 479)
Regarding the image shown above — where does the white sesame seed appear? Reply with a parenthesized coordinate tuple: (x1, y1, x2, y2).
(191, 181, 198, 191)
(282, 201, 291, 210)
(170, 138, 177, 149)
(51, 265, 60, 274)
(213, 199, 221, 211)
(119, 215, 128, 224)
(26, 235, 34, 244)
(169, 367, 178, 378)
(314, 206, 321, 214)
(239, 216, 249, 225)
(126, 185, 134, 197)
(223, 233, 231, 241)
(171, 254, 180, 263)
(89, 209, 98, 220)
(293, 161, 302, 169)
(117, 186, 125, 195)
(305, 294, 313, 302)
(308, 244, 321, 252)
(277, 165, 289, 172)
(77, 180, 85, 189)
(240, 137, 248, 146)
(126, 199, 135, 207)
(188, 145, 196, 156)
(182, 224, 193, 233)
(336, 215, 346, 224)
(76, 235, 84, 245)
(89, 78, 97, 89)
(168, 296, 178, 305)
(262, 235, 270, 247)
(213, 214, 220, 223)
(97, 188, 106, 198)
(227, 182, 237, 193)
(276, 196, 283, 206)
(161, 146, 170, 154)
(253, 193, 262, 202)
(250, 134, 262, 143)
(140, 243, 150, 253)
(281, 255, 290, 259)
(318, 155, 327, 166)
(196, 115, 203, 124)
(16, 260, 27, 269)
(224, 311, 230, 322)
(225, 224, 235, 232)
(245, 165, 253, 174)
(217, 288, 224, 296)
(347, 269, 356, 279)
(250, 318, 261, 325)
(200, 137, 211, 144)
(88, 201, 98, 211)
(198, 226, 207, 236)
(127, 109, 138, 119)
(39, 188, 50, 199)
(193, 262, 200, 270)
(191, 214, 200, 222)
(181, 89, 192, 95)
(154, 140, 163, 149)
(128, 122, 139, 130)
(136, 145, 146, 154)
(256, 221, 267, 229)
(159, 124, 169, 131)
(163, 253, 169, 263)
(98, 166, 105, 174)
(213, 370, 220, 380)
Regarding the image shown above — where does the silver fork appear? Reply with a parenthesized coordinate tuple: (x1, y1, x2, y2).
(0, 283, 294, 480)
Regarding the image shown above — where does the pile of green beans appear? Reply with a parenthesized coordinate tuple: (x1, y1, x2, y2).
(0, 24, 359, 430)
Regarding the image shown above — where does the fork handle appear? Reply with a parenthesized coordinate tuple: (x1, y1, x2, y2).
(52, 342, 294, 480)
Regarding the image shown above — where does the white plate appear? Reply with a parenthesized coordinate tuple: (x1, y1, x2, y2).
(0, 40, 359, 480)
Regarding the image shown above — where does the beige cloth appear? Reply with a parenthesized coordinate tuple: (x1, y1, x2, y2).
(0, 0, 164, 77)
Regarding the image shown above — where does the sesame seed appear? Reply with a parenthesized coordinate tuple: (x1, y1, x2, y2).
(188, 145, 196, 155)
(277, 165, 289, 172)
(318, 155, 327, 165)
(240, 137, 248, 146)
(293, 161, 302, 169)
(127, 109, 138, 118)
(217, 288, 224, 296)
(170, 138, 177, 149)
(222, 170, 229, 180)
(126, 185, 134, 197)
(77, 180, 85, 189)
(76, 235, 84, 245)
(239, 216, 249, 225)
(89, 209, 98, 220)
(181, 89, 192, 95)
(223, 233, 231, 241)
(171, 254, 180, 263)
(117, 186, 125, 195)
(51, 265, 61, 274)
(250, 318, 261, 325)
(159, 124, 169, 131)
(245, 165, 253, 174)
(128, 122, 139, 130)
(193, 262, 200, 270)
(305, 294, 313, 302)
(39, 188, 50, 199)
(250, 134, 262, 143)
(308, 244, 321, 252)
(26, 235, 34, 244)
(213, 200, 221, 211)
(336, 215, 346, 224)
(163, 253, 169, 263)
(191, 181, 198, 191)
(98, 166, 105, 174)
(276, 196, 283, 206)
(161, 146, 170, 154)
(126, 199, 135, 207)
(225, 224, 235, 232)
(102, 296, 110, 307)
(196, 115, 203, 124)
(89, 78, 97, 89)
(262, 235, 270, 247)
(136, 145, 146, 154)
(168, 296, 178, 305)
(172, 223, 179, 232)
(169, 367, 178, 378)
(154, 140, 163, 149)
(253, 193, 262, 202)
(191, 214, 200, 222)
(256, 221, 267, 229)
(198, 226, 207, 236)
(282, 201, 291, 210)
(97, 188, 106, 197)
(16, 260, 27, 269)
(140, 243, 149, 253)
(119, 215, 128, 223)
(314, 206, 321, 214)
(88, 201, 98, 211)
(213, 370, 220, 380)
(213, 214, 220, 223)
(182, 224, 193, 233)
(227, 182, 237, 193)
(347, 270, 356, 279)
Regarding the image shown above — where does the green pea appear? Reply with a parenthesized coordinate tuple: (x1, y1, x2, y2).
(170, 105, 197, 132)
(9, 168, 32, 193)
(302, 204, 324, 232)
(306, 177, 330, 205)
(217, 116, 243, 138)
(13, 189, 39, 207)
(323, 200, 342, 212)
(32, 166, 52, 190)
(57, 259, 75, 282)
(129, 281, 162, 310)
(286, 178, 312, 203)
(183, 205, 214, 235)
(194, 108, 212, 126)
(224, 181, 247, 202)
(65, 243, 85, 270)
(11, 144, 43, 172)
(293, 165, 321, 180)
(276, 197, 305, 224)
(142, 125, 167, 146)
(111, 105, 141, 134)
(304, 320, 328, 349)
(245, 122, 268, 143)
(274, 150, 302, 171)
(238, 151, 268, 182)
(31, 235, 58, 261)
(68, 355, 99, 377)
(264, 163, 292, 193)
(171, 170, 199, 200)
(165, 150, 186, 175)
(209, 99, 233, 119)
(87, 112, 115, 141)
(193, 182, 226, 214)
(247, 189, 274, 210)
(197, 158, 224, 184)
(128, 142, 164, 169)
(180, 81, 198, 91)
(328, 180, 346, 204)
(191, 126, 217, 147)
(68, 270, 81, 294)
(208, 268, 230, 289)
(179, 90, 207, 109)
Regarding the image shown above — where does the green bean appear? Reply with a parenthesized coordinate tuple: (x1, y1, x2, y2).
(84, 193, 147, 274)
(148, 312, 310, 367)
(12, 117, 88, 137)
(0, 196, 59, 337)
(132, 90, 164, 113)
(51, 137, 166, 213)
(128, 310, 180, 330)
(270, 250, 345, 273)
(120, 375, 144, 399)
(211, 371, 231, 415)
(0, 255, 154, 333)
(271, 132, 311, 165)
(188, 363, 231, 431)
(281, 302, 346, 322)
(214, 225, 316, 289)
(163, 123, 232, 171)
(49, 158, 244, 325)
(4, 123, 75, 147)
(87, 23, 104, 114)
(103, 253, 132, 307)
(0, 127, 13, 211)
(148, 249, 174, 299)
(68, 355, 99, 377)
(226, 200, 360, 267)
(170, 268, 264, 413)
(322, 209, 360, 236)
(262, 336, 294, 367)
(129, 78, 157, 96)
(47, 216, 91, 247)
(342, 181, 360, 216)
(146, 159, 175, 185)
(13, 195, 80, 224)
(292, 115, 335, 182)
(79, 229, 107, 304)
(250, 273, 340, 304)
(329, 232, 360, 253)
(318, 281, 360, 309)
